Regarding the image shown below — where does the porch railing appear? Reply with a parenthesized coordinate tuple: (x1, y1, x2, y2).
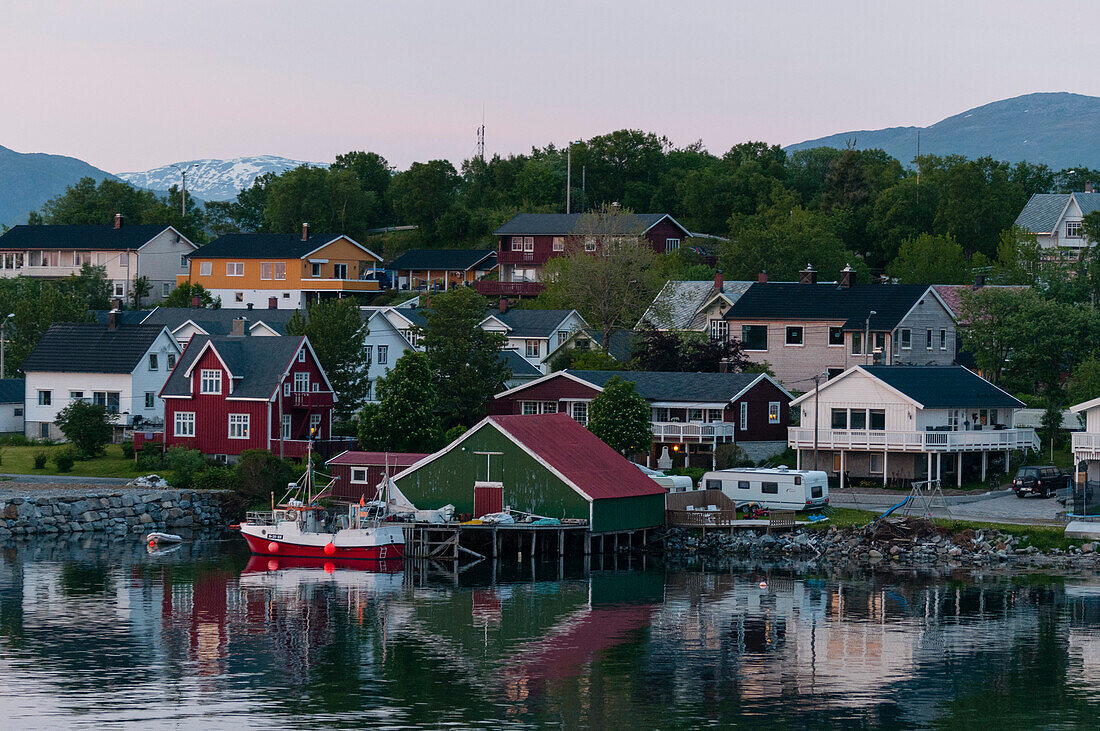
(651, 421, 736, 443)
(788, 427, 1039, 452)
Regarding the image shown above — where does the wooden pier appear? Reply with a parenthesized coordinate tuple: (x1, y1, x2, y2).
(401, 522, 655, 562)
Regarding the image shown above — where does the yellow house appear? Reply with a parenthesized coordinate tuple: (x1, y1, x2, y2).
(179, 224, 382, 309)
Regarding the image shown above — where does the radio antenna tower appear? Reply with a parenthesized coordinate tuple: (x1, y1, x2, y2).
(476, 106, 485, 160)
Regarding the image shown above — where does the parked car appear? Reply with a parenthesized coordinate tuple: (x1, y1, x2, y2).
(1012, 465, 1070, 498)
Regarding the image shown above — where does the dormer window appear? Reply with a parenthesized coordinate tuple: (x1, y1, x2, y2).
(200, 369, 221, 394)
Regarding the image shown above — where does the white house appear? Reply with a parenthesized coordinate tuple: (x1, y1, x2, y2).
(0, 216, 197, 302)
(22, 319, 181, 440)
(479, 305, 587, 373)
(788, 366, 1038, 487)
(1070, 397, 1100, 484)
(0, 379, 24, 434)
(1015, 191, 1100, 255)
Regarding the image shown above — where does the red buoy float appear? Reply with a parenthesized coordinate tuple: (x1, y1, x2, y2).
(324, 542, 336, 556)
(267, 541, 280, 553)
(324, 562, 336, 573)
(267, 559, 279, 571)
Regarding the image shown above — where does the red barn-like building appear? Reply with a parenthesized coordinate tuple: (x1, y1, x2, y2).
(160, 334, 336, 461)
(325, 451, 430, 502)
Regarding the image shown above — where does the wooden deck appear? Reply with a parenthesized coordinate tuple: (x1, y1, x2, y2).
(401, 521, 651, 561)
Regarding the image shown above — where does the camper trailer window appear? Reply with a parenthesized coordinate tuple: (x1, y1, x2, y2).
(761, 482, 779, 494)
(706, 479, 722, 490)
(811, 485, 823, 498)
(794, 475, 802, 485)
(738, 481, 750, 490)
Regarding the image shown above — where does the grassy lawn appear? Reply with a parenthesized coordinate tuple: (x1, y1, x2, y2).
(0, 444, 146, 479)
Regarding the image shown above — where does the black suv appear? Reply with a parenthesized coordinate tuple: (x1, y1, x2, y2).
(1012, 465, 1070, 498)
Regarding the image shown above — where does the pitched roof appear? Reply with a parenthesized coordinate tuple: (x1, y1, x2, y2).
(565, 370, 786, 403)
(488, 413, 666, 500)
(0, 224, 178, 251)
(640, 280, 754, 330)
(493, 308, 578, 338)
(326, 451, 430, 467)
(724, 282, 931, 331)
(388, 248, 497, 271)
(1075, 192, 1100, 217)
(500, 349, 542, 378)
(931, 284, 1028, 322)
(190, 232, 379, 260)
(0, 379, 24, 404)
(160, 335, 308, 400)
(1014, 193, 1070, 234)
(21, 323, 168, 374)
(493, 213, 686, 237)
(93, 307, 298, 337)
(561, 328, 638, 362)
(861, 366, 1022, 409)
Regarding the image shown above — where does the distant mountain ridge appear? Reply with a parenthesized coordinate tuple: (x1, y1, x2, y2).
(117, 156, 322, 202)
(0, 145, 116, 228)
(786, 92, 1100, 170)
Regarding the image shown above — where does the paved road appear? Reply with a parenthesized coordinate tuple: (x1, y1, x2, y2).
(930, 491, 1066, 525)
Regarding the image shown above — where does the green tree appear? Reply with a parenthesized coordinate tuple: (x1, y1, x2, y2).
(286, 298, 370, 421)
(1068, 356, 1100, 405)
(632, 328, 750, 372)
(587, 376, 652, 456)
(389, 160, 461, 244)
(130, 275, 151, 309)
(886, 233, 970, 284)
(63, 263, 112, 310)
(357, 351, 443, 453)
(262, 165, 382, 241)
(421, 287, 509, 428)
(163, 281, 217, 308)
(53, 400, 112, 457)
(994, 226, 1044, 285)
(237, 450, 295, 501)
(4, 280, 91, 374)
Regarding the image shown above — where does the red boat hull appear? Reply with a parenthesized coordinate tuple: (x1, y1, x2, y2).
(241, 531, 404, 560)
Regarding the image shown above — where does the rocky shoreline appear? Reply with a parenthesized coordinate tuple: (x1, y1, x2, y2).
(0, 490, 228, 538)
(662, 517, 1100, 571)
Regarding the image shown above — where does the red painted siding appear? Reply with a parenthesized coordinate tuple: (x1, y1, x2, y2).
(474, 483, 504, 517)
(643, 218, 689, 254)
(490, 376, 601, 415)
(725, 378, 791, 442)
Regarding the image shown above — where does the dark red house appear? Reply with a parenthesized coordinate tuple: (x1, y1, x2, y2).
(490, 370, 792, 468)
(325, 451, 430, 502)
(160, 334, 337, 461)
(477, 213, 691, 298)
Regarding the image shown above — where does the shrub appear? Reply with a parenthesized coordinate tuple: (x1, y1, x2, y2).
(195, 465, 239, 492)
(165, 447, 207, 490)
(120, 440, 135, 460)
(237, 450, 295, 501)
(0, 434, 30, 447)
(53, 449, 76, 473)
(33, 452, 48, 469)
(444, 424, 467, 443)
(714, 444, 747, 470)
(137, 443, 166, 471)
(53, 401, 112, 457)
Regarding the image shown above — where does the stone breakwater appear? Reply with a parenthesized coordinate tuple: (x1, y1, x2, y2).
(0, 490, 228, 538)
(663, 517, 1100, 570)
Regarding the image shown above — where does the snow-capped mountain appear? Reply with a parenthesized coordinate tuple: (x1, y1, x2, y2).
(117, 155, 323, 201)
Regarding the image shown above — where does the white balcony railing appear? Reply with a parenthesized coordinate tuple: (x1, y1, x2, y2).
(652, 421, 736, 443)
(1073, 432, 1100, 457)
(788, 427, 1039, 453)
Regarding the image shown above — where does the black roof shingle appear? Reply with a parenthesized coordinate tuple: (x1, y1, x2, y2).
(565, 370, 779, 403)
(190, 232, 377, 260)
(160, 335, 310, 400)
(493, 213, 686, 237)
(724, 282, 931, 331)
(0, 379, 24, 404)
(0, 224, 177, 251)
(22, 323, 169, 374)
(388, 249, 496, 271)
(861, 366, 1023, 409)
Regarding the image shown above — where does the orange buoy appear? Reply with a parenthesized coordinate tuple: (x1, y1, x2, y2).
(148, 540, 156, 548)
(324, 562, 336, 573)
(267, 541, 279, 553)
(324, 542, 336, 556)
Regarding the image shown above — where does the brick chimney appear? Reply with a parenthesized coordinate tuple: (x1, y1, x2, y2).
(230, 317, 249, 337)
(799, 264, 817, 285)
(499, 297, 509, 314)
(713, 269, 723, 292)
(301, 222, 310, 242)
(109, 297, 121, 311)
(838, 265, 854, 289)
(190, 295, 200, 308)
(113, 213, 123, 229)
(107, 309, 118, 331)
(757, 270, 768, 283)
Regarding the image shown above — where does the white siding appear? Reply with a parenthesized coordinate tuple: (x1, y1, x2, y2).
(135, 228, 197, 300)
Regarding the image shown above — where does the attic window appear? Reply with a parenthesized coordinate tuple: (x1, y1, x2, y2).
(1067, 220, 1083, 238)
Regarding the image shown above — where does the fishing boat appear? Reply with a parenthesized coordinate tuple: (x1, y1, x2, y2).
(237, 439, 405, 560)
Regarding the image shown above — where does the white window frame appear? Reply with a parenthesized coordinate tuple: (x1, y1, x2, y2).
(294, 372, 310, 392)
(739, 402, 748, 431)
(552, 237, 564, 252)
(709, 320, 728, 342)
(226, 262, 244, 277)
(768, 402, 781, 424)
(260, 262, 273, 280)
(199, 261, 212, 276)
(311, 262, 321, 277)
(584, 237, 597, 253)
(900, 328, 911, 350)
(228, 413, 250, 439)
(1067, 220, 1083, 238)
(167, 353, 176, 370)
(828, 326, 844, 347)
(309, 414, 322, 434)
(333, 263, 348, 279)
(511, 236, 524, 252)
(665, 237, 680, 253)
(940, 329, 948, 351)
(926, 329, 933, 351)
(38, 390, 51, 406)
(571, 401, 588, 426)
(785, 326, 804, 346)
(283, 382, 292, 397)
(522, 401, 539, 415)
(174, 412, 195, 437)
(144, 392, 155, 409)
(162, 282, 171, 297)
(298, 349, 306, 363)
(199, 369, 221, 394)
(525, 340, 540, 358)
(523, 237, 534, 252)
(869, 453, 884, 475)
(351, 468, 369, 483)
(377, 345, 388, 365)
(149, 353, 159, 371)
(281, 414, 291, 439)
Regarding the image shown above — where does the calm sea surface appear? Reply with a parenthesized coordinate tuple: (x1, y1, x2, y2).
(1, 535, 1099, 728)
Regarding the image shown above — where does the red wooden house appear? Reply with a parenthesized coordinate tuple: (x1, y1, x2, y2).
(325, 451, 430, 502)
(160, 334, 339, 461)
(490, 370, 792, 468)
(477, 213, 691, 297)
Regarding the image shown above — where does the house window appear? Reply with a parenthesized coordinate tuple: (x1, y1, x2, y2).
(831, 408, 848, 429)
(652, 407, 670, 422)
(511, 237, 523, 252)
(558, 331, 569, 346)
(584, 237, 597, 253)
(552, 237, 564, 252)
(38, 390, 51, 406)
(709, 320, 728, 342)
(145, 392, 155, 409)
(199, 261, 212, 276)
(114, 282, 125, 297)
(948, 409, 960, 430)
(311, 381, 320, 392)
(900, 329, 911, 350)
(665, 238, 680, 253)
(869, 409, 885, 430)
(940, 329, 948, 351)
(226, 262, 244, 276)
(162, 282, 171, 297)
(850, 409, 866, 429)
(688, 408, 704, 422)
(311, 262, 321, 277)
(522, 401, 539, 415)
(523, 237, 534, 252)
(93, 392, 120, 413)
(833, 453, 842, 472)
(351, 468, 368, 483)
(174, 412, 195, 437)
(741, 325, 768, 351)
(707, 409, 723, 422)
(235, 293, 244, 303)
(1067, 220, 1083, 238)
(768, 402, 781, 424)
(167, 353, 176, 370)
(149, 353, 159, 371)
(365, 381, 373, 400)
(869, 454, 884, 475)
(118, 252, 128, 267)
(260, 263, 273, 280)
(377, 345, 388, 365)
(525, 340, 540, 358)
(281, 414, 291, 439)
(70, 391, 84, 402)
(200, 369, 221, 394)
(294, 372, 310, 392)
(785, 326, 803, 346)
(228, 414, 250, 439)
(541, 401, 557, 414)
(739, 402, 749, 431)
(571, 402, 588, 426)
(13, 408, 21, 417)
(333, 263, 348, 279)
(309, 413, 322, 436)
(180, 254, 188, 268)
(40, 423, 49, 439)
(298, 349, 306, 363)
(851, 332, 863, 355)
(283, 382, 292, 397)
(829, 327, 844, 346)
(926, 329, 933, 351)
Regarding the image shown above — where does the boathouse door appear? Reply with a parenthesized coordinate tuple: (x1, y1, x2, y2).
(474, 480, 504, 517)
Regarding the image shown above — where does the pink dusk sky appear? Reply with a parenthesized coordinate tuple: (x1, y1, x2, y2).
(0, 0, 1096, 173)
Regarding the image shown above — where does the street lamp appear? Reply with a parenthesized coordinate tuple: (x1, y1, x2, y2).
(864, 310, 877, 365)
(811, 369, 828, 470)
(169, 163, 198, 216)
(1, 312, 13, 380)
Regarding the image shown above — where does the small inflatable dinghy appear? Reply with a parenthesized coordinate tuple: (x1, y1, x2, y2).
(146, 532, 183, 545)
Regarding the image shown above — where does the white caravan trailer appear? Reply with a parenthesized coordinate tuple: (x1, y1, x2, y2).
(699, 467, 829, 511)
(634, 463, 694, 492)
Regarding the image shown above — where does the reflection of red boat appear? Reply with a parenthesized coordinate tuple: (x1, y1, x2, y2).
(242, 556, 404, 574)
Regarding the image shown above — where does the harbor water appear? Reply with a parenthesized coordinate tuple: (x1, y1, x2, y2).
(2, 535, 1100, 728)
